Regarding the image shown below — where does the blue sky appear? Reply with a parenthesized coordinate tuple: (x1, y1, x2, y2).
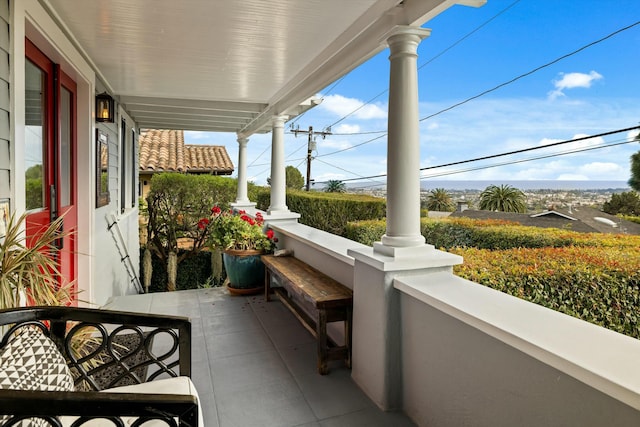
(186, 0, 640, 188)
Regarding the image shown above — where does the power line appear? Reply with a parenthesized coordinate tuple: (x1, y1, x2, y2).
(322, 0, 523, 132)
(319, 125, 640, 184)
(420, 137, 636, 181)
(420, 126, 640, 172)
(418, 0, 522, 72)
(420, 19, 640, 122)
(346, 135, 636, 189)
(312, 18, 640, 158)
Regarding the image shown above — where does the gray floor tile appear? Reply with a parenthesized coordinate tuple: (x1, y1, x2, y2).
(209, 349, 293, 394)
(197, 392, 220, 427)
(205, 327, 275, 360)
(216, 376, 317, 427)
(191, 360, 214, 395)
(108, 288, 416, 427)
(201, 310, 263, 335)
(296, 369, 374, 420)
(319, 407, 416, 427)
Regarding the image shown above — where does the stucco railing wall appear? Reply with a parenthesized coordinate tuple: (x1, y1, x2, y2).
(396, 273, 640, 427)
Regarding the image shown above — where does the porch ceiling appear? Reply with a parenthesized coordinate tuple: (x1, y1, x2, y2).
(44, 0, 483, 136)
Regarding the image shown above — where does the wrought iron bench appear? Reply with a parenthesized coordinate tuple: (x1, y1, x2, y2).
(0, 306, 200, 426)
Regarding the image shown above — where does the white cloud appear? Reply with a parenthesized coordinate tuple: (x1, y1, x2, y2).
(548, 71, 603, 100)
(576, 162, 624, 179)
(320, 138, 353, 150)
(319, 94, 387, 120)
(334, 123, 361, 134)
(538, 134, 604, 152)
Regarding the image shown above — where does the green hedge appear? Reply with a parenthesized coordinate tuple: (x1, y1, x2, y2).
(256, 190, 385, 236)
(346, 217, 586, 250)
(453, 246, 640, 339)
(346, 216, 640, 339)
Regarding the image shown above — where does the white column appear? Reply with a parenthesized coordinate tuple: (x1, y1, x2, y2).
(268, 115, 289, 214)
(348, 25, 463, 411)
(375, 26, 431, 256)
(235, 135, 250, 204)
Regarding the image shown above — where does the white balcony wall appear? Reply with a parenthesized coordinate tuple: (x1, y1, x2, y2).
(396, 273, 640, 426)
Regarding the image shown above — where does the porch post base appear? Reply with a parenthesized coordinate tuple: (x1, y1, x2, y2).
(230, 201, 256, 211)
(347, 246, 462, 410)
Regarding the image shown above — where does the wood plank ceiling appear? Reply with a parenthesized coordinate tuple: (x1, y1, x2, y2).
(45, 0, 484, 136)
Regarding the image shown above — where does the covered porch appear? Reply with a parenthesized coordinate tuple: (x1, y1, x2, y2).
(6, 1, 640, 425)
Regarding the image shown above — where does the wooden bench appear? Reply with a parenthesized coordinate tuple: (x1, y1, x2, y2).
(262, 255, 353, 375)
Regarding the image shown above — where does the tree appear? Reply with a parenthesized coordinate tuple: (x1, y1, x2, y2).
(285, 166, 305, 189)
(479, 184, 527, 213)
(603, 191, 640, 216)
(325, 180, 346, 193)
(424, 188, 454, 212)
(629, 151, 640, 192)
(267, 166, 305, 190)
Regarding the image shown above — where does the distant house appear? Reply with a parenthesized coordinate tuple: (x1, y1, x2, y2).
(139, 129, 234, 199)
(450, 205, 640, 235)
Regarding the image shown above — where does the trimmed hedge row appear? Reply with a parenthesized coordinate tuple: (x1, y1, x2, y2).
(346, 217, 640, 339)
(346, 217, 640, 250)
(256, 190, 385, 236)
(452, 246, 640, 339)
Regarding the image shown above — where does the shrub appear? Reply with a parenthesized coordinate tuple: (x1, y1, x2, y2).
(139, 248, 225, 292)
(344, 219, 386, 246)
(345, 216, 640, 338)
(144, 173, 238, 290)
(256, 190, 386, 236)
(453, 246, 640, 339)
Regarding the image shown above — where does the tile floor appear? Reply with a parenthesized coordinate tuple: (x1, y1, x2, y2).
(106, 287, 416, 427)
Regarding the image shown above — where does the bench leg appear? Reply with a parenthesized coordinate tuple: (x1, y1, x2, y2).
(265, 269, 271, 302)
(317, 309, 329, 375)
(345, 307, 352, 369)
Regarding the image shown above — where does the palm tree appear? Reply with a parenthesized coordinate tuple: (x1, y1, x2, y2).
(425, 188, 454, 211)
(479, 184, 527, 213)
(325, 180, 346, 193)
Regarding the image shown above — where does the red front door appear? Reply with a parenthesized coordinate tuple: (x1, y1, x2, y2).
(24, 39, 77, 304)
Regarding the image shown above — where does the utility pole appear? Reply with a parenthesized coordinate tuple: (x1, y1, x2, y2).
(292, 125, 332, 190)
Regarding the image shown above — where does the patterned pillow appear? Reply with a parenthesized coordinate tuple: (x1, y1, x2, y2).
(0, 327, 75, 425)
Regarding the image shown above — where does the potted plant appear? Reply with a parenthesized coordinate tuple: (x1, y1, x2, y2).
(0, 212, 75, 308)
(201, 208, 277, 294)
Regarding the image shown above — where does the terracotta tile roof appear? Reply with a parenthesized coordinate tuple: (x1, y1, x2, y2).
(139, 129, 233, 175)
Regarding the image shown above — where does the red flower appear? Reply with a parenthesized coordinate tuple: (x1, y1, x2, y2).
(211, 206, 221, 215)
(266, 229, 275, 240)
(197, 218, 210, 230)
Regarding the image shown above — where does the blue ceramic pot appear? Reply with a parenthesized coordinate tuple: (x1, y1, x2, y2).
(222, 249, 265, 292)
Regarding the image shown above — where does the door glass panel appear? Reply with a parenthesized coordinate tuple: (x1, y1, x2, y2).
(24, 59, 45, 211)
(60, 86, 72, 207)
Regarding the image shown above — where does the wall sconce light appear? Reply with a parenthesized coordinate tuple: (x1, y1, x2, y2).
(96, 92, 114, 123)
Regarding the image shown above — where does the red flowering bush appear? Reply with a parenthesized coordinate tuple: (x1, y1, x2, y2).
(201, 208, 277, 252)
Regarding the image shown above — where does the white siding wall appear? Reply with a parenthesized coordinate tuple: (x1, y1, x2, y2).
(0, 0, 10, 204)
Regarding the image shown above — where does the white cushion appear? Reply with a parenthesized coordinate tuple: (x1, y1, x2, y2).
(61, 377, 203, 427)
